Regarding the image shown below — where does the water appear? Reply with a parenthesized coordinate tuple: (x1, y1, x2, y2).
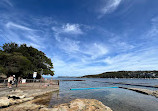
(49, 78, 158, 111)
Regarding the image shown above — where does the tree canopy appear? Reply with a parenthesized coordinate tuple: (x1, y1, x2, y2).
(0, 43, 54, 78)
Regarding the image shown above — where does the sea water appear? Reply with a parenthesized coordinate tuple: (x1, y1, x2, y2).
(49, 78, 158, 111)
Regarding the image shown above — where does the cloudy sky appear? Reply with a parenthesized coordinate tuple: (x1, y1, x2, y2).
(0, 0, 158, 77)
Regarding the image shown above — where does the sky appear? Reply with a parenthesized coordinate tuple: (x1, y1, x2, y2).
(0, 0, 158, 77)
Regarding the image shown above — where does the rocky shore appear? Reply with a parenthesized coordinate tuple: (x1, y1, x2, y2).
(120, 87, 158, 98)
(0, 82, 59, 109)
(0, 88, 58, 108)
(0, 84, 113, 111)
(1, 98, 112, 111)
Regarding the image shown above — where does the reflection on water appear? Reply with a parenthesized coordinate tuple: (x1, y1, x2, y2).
(49, 90, 59, 107)
(49, 78, 158, 111)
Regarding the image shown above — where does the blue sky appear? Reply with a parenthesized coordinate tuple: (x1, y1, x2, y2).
(0, 0, 158, 77)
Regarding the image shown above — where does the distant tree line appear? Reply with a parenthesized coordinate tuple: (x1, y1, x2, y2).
(0, 43, 54, 79)
(82, 71, 158, 78)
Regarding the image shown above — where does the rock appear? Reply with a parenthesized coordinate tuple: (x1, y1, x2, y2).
(22, 97, 34, 101)
(52, 99, 112, 111)
(0, 97, 10, 107)
(120, 87, 158, 98)
(0, 99, 112, 111)
(8, 93, 27, 99)
(0, 96, 34, 108)
(152, 90, 158, 98)
(39, 108, 51, 111)
(10, 103, 41, 111)
(11, 89, 23, 93)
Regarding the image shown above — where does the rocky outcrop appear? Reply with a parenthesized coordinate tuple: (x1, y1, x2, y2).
(120, 87, 158, 98)
(1, 99, 113, 111)
(151, 90, 158, 98)
(0, 88, 59, 108)
(0, 96, 34, 108)
(0, 97, 10, 107)
(1, 103, 42, 111)
(51, 99, 112, 111)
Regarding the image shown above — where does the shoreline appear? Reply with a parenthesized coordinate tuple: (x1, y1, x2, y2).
(0, 82, 59, 109)
(120, 87, 158, 98)
(0, 79, 158, 111)
(0, 82, 113, 111)
(0, 90, 113, 111)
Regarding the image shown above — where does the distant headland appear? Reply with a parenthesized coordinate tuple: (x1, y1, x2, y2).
(82, 71, 158, 78)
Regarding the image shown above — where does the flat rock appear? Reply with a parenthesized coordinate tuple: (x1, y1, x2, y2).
(120, 87, 158, 98)
(0, 97, 10, 107)
(11, 89, 24, 93)
(10, 103, 41, 111)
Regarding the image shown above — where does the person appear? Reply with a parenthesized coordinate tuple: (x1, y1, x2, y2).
(8, 75, 13, 88)
(8, 76, 11, 88)
(12, 75, 15, 85)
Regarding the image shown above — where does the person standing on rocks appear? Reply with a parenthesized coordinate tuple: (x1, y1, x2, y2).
(8, 75, 13, 88)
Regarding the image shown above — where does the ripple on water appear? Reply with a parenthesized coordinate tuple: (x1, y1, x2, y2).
(49, 78, 158, 111)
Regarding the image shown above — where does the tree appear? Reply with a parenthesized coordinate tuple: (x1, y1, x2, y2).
(0, 42, 54, 78)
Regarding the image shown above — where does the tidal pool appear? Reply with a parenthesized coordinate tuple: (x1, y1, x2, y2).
(49, 78, 158, 111)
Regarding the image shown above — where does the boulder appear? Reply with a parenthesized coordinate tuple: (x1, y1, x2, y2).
(0, 99, 112, 111)
(52, 99, 112, 111)
(0, 97, 10, 107)
(152, 90, 158, 98)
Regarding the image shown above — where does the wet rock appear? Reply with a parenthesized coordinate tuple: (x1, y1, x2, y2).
(153, 90, 158, 98)
(120, 87, 158, 98)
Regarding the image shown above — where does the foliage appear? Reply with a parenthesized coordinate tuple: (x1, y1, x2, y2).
(0, 43, 54, 78)
(82, 71, 158, 78)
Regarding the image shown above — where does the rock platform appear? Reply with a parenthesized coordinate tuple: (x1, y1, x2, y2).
(120, 87, 158, 98)
(1, 99, 113, 111)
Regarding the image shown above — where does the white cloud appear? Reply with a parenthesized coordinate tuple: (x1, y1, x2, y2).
(52, 23, 84, 54)
(27, 35, 41, 43)
(109, 37, 135, 52)
(58, 38, 80, 53)
(99, 0, 122, 18)
(53, 47, 158, 77)
(2, 22, 46, 49)
(62, 23, 83, 34)
(52, 23, 83, 35)
(103, 47, 158, 71)
(83, 43, 108, 59)
(6, 22, 33, 31)
(0, 0, 13, 7)
(146, 17, 158, 38)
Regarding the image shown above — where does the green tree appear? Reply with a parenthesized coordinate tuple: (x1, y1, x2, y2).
(0, 42, 54, 78)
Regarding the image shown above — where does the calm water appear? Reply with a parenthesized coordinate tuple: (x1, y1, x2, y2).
(49, 78, 158, 111)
